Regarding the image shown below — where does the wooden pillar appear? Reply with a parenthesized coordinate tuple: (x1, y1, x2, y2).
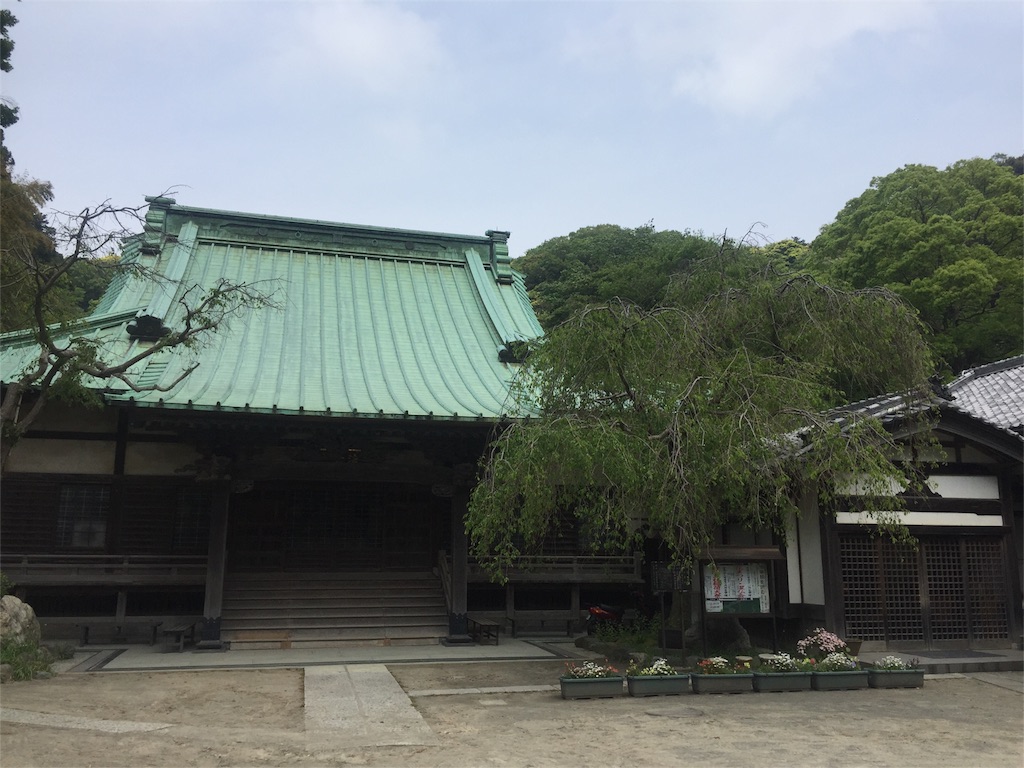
(199, 482, 230, 649)
(444, 484, 473, 644)
(570, 583, 581, 632)
(108, 409, 129, 553)
(506, 583, 516, 635)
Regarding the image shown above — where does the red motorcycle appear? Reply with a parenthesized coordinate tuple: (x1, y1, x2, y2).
(586, 591, 655, 635)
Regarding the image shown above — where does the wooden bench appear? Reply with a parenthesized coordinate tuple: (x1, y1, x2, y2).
(467, 615, 502, 645)
(507, 610, 579, 638)
(77, 619, 163, 646)
(162, 620, 199, 652)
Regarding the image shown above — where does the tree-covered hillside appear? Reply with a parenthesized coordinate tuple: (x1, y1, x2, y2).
(513, 223, 722, 329)
(514, 155, 1023, 376)
(808, 157, 1022, 374)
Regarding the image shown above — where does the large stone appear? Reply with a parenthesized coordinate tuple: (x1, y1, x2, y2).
(692, 616, 752, 652)
(0, 594, 41, 647)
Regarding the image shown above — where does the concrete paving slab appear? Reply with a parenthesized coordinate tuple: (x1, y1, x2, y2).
(408, 684, 560, 697)
(92, 637, 560, 672)
(303, 664, 438, 746)
(0, 707, 172, 733)
(966, 670, 1024, 693)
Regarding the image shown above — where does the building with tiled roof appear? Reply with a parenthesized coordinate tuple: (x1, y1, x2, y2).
(947, 356, 1024, 436)
(785, 357, 1022, 652)
(1, 198, 644, 650)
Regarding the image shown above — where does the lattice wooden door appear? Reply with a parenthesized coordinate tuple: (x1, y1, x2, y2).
(839, 533, 1009, 647)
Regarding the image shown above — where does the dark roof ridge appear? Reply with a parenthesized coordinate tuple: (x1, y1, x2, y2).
(949, 355, 1024, 392)
(151, 197, 501, 247)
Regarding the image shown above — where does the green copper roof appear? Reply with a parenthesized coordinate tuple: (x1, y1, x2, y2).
(1, 198, 543, 422)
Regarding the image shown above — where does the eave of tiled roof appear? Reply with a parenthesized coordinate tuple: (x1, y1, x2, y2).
(0, 199, 544, 423)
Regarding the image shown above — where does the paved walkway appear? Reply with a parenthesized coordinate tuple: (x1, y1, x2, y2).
(303, 664, 437, 746)
(75, 636, 569, 673)
(6, 635, 1015, 748)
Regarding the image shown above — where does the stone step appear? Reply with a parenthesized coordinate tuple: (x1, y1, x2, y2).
(223, 587, 443, 600)
(220, 614, 444, 630)
(219, 570, 448, 648)
(222, 624, 448, 642)
(221, 608, 448, 623)
(225, 571, 436, 583)
(220, 598, 444, 610)
(225, 635, 443, 650)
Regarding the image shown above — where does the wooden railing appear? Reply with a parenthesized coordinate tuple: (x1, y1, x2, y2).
(0, 554, 209, 586)
(464, 553, 644, 584)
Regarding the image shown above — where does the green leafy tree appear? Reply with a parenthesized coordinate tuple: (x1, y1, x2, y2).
(466, 246, 934, 579)
(992, 153, 1023, 176)
(0, 10, 115, 333)
(0, 196, 279, 469)
(1, 8, 19, 168)
(0, 13, 276, 467)
(514, 223, 720, 329)
(809, 158, 1023, 373)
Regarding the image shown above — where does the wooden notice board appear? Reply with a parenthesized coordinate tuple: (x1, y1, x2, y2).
(702, 562, 771, 614)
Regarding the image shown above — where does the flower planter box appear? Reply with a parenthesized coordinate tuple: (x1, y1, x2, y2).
(868, 669, 924, 689)
(626, 674, 690, 697)
(690, 673, 753, 694)
(811, 671, 869, 691)
(752, 671, 812, 692)
(559, 676, 624, 700)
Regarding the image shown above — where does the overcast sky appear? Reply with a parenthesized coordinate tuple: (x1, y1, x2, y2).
(3, 0, 1021, 258)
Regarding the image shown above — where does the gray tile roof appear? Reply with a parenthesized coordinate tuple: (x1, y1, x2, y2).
(825, 356, 1024, 449)
(947, 356, 1024, 435)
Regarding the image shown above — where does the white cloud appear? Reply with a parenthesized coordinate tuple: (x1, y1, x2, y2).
(563, 1, 933, 117)
(273, 1, 449, 96)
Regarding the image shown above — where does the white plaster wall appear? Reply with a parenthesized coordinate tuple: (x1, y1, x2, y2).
(124, 442, 202, 475)
(926, 475, 1000, 499)
(836, 511, 1003, 527)
(900, 443, 951, 463)
(6, 438, 115, 474)
(785, 509, 802, 604)
(958, 444, 998, 464)
(786, 491, 826, 606)
(27, 403, 118, 432)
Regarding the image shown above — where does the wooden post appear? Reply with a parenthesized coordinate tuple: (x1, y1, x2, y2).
(198, 482, 230, 649)
(444, 484, 473, 644)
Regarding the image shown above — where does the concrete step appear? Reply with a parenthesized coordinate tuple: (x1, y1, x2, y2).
(221, 615, 449, 629)
(225, 635, 444, 650)
(225, 571, 436, 583)
(219, 570, 448, 649)
(222, 624, 447, 643)
(220, 606, 444, 618)
(223, 588, 443, 600)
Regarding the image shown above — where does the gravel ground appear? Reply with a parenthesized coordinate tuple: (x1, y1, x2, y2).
(0, 661, 1021, 767)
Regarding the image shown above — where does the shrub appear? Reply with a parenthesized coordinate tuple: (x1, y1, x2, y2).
(815, 652, 859, 672)
(796, 627, 848, 659)
(563, 660, 620, 679)
(873, 655, 919, 670)
(697, 656, 750, 675)
(626, 657, 678, 677)
(0, 639, 54, 681)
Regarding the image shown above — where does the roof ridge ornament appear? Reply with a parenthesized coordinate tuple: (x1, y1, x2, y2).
(486, 229, 512, 284)
(141, 195, 176, 255)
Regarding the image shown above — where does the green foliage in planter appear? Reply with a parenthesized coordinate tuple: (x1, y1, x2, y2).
(626, 657, 678, 677)
(0, 639, 54, 681)
(697, 656, 753, 674)
(594, 614, 662, 651)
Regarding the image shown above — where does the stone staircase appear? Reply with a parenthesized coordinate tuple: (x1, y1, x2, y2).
(220, 571, 449, 649)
